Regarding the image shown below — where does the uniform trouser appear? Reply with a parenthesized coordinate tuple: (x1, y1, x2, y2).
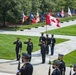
(27, 50, 32, 62)
(16, 49, 19, 60)
(46, 45, 49, 54)
(60, 70, 65, 75)
(51, 45, 54, 55)
(42, 54, 46, 63)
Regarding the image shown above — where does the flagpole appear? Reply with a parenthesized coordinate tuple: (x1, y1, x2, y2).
(46, 25, 47, 35)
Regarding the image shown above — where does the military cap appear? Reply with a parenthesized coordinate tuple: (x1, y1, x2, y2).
(74, 64, 76, 68)
(41, 33, 44, 34)
(53, 60, 60, 65)
(51, 34, 54, 36)
(22, 53, 30, 59)
(28, 38, 31, 40)
(17, 38, 20, 39)
(58, 54, 64, 56)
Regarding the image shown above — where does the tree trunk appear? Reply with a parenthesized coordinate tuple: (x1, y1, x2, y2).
(3, 9, 6, 27)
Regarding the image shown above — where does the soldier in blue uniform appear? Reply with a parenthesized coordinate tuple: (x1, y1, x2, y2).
(58, 54, 66, 75)
(52, 60, 61, 75)
(17, 53, 33, 75)
(24, 38, 33, 62)
(73, 64, 76, 75)
(50, 34, 56, 55)
(13, 38, 22, 61)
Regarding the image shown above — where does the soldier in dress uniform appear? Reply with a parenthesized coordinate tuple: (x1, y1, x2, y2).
(17, 53, 33, 75)
(50, 34, 56, 55)
(39, 41, 47, 63)
(51, 60, 61, 75)
(58, 54, 66, 75)
(39, 33, 46, 43)
(13, 38, 22, 61)
(45, 34, 51, 54)
(73, 64, 76, 75)
(24, 38, 33, 62)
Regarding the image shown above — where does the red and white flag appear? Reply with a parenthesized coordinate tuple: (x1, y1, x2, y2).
(45, 14, 50, 25)
(50, 16, 60, 27)
(22, 12, 28, 24)
(60, 9, 64, 17)
(36, 11, 40, 23)
(46, 13, 60, 27)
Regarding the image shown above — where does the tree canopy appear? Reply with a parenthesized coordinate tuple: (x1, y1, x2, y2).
(0, 0, 76, 26)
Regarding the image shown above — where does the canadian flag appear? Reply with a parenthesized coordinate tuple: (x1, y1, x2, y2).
(46, 13, 60, 27)
(50, 16, 60, 27)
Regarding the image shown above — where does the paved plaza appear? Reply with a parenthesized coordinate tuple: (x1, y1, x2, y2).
(0, 20, 76, 75)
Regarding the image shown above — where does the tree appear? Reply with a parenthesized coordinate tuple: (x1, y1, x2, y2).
(0, 0, 31, 26)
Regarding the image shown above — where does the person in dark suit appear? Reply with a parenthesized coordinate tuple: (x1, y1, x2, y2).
(51, 60, 61, 75)
(39, 41, 47, 63)
(39, 33, 46, 43)
(24, 38, 33, 62)
(73, 64, 76, 75)
(58, 54, 66, 75)
(13, 38, 22, 61)
(17, 53, 33, 75)
(50, 34, 56, 55)
(45, 34, 51, 54)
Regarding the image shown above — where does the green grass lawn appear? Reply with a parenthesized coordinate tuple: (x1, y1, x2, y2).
(0, 34, 68, 60)
(46, 25, 76, 36)
(60, 16, 76, 22)
(64, 50, 76, 66)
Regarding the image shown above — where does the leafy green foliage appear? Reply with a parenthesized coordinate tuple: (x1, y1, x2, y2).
(0, 0, 76, 26)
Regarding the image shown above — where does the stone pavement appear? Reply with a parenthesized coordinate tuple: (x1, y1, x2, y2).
(0, 20, 76, 75)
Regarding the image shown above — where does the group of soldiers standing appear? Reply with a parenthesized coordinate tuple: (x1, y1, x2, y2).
(51, 54, 66, 75)
(39, 33, 56, 63)
(13, 38, 33, 62)
(13, 33, 76, 75)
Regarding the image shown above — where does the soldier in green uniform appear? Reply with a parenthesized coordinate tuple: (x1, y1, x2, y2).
(17, 53, 33, 75)
(24, 38, 33, 62)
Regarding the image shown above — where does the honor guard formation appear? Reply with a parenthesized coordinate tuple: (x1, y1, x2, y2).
(13, 33, 76, 75)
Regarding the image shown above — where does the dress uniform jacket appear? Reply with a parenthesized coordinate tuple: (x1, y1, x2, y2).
(50, 37, 56, 46)
(51, 68, 61, 75)
(73, 73, 76, 75)
(13, 40, 22, 50)
(18, 63, 33, 75)
(13, 40, 22, 60)
(39, 35, 46, 43)
(24, 41, 33, 61)
(24, 41, 33, 55)
(59, 60, 66, 75)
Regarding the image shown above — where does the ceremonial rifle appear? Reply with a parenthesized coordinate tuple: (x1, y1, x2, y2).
(16, 48, 21, 75)
(48, 55, 51, 75)
(69, 64, 72, 75)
